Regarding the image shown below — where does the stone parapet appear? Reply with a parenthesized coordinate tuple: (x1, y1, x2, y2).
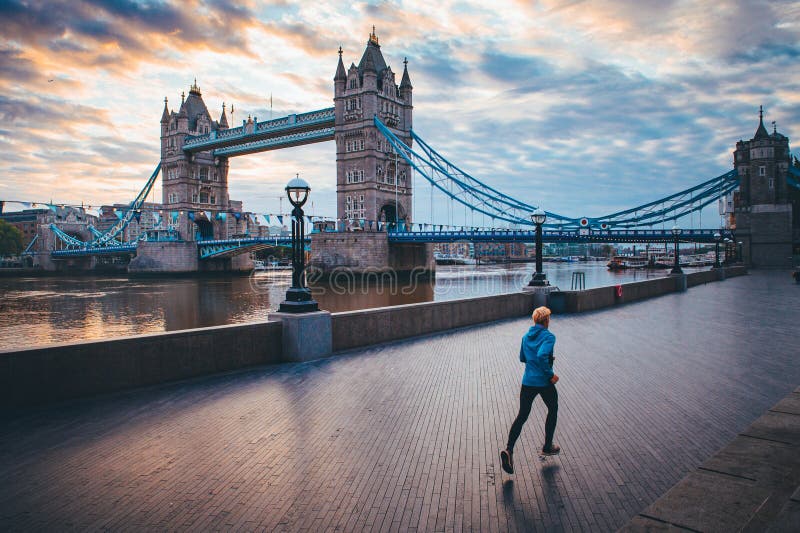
(0, 321, 283, 408)
(309, 232, 434, 279)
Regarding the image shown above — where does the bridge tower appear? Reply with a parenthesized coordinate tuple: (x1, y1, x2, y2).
(733, 107, 795, 267)
(334, 29, 414, 226)
(160, 81, 231, 240)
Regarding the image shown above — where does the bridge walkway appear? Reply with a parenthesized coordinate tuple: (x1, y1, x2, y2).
(0, 271, 797, 531)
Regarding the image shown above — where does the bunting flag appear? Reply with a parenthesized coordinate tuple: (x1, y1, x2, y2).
(188, 211, 195, 221)
(233, 212, 241, 221)
(306, 216, 313, 224)
(134, 211, 142, 223)
(217, 212, 227, 221)
(264, 215, 270, 224)
(47, 204, 58, 213)
(171, 211, 179, 223)
(204, 211, 212, 220)
(115, 211, 124, 220)
(277, 215, 283, 225)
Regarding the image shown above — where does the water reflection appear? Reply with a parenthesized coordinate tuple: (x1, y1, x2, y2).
(0, 262, 701, 350)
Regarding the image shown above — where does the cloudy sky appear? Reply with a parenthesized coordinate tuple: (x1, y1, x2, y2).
(1, 0, 798, 226)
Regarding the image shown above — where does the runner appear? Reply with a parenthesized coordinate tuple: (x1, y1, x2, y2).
(500, 306, 560, 474)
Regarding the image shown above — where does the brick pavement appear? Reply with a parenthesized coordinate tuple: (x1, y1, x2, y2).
(0, 270, 798, 531)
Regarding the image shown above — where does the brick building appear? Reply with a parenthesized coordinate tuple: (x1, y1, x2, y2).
(733, 107, 799, 267)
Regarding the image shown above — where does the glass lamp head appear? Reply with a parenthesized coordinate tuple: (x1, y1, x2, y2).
(713, 232, 721, 240)
(531, 208, 547, 226)
(285, 175, 311, 207)
(671, 224, 682, 236)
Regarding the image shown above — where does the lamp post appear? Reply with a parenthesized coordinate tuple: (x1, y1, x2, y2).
(737, 241, 743, 263)
(528, 208, 549, 286)
(670, 224, 683, 275)
(723, 237, 731, 265)
(278, 174, 319, 313)
(713, 231, 721, 268)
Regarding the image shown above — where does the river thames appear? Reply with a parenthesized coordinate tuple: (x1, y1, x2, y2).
(0, 262, 704, 350)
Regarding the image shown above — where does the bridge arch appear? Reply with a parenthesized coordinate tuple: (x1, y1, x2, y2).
(379, 202, 407, 224)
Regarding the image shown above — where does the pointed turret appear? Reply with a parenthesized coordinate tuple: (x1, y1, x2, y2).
(358, 27, 388, 79)
(160, 97, 170, 123)
(219, 103, 229, 129)
(400, 57, 412, 90)
(754, 105, 769, 140)
(334, 46, 347, 82)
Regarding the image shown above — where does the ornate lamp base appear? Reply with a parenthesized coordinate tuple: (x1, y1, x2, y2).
(528, 272, 550, 287)
(279, 287, 319, 313)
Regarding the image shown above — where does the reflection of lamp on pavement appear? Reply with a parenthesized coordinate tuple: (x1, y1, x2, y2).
(528, 208, 549, 286)
(278, 174, 319, 313)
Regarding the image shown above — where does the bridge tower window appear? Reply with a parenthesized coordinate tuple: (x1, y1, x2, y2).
(199, 192, 209, 203)
(192, 193, 199, 203)
(759, 165, 766, 176)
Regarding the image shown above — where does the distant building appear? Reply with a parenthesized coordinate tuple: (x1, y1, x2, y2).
(0, 206, 97, 250)
(733, 107, 799, 267)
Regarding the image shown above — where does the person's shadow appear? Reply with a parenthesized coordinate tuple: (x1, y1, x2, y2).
(541, 462, 566, 518)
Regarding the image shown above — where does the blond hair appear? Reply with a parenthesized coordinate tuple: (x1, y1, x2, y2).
(532, 306, 551, 325)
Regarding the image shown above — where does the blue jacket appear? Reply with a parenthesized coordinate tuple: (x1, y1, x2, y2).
(519, 324, 556, 387)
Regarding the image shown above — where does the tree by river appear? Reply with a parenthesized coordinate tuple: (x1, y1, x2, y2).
(0, 219, 24, 256)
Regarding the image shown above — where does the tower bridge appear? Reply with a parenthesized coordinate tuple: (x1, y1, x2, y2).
(26, 30, 800, 273)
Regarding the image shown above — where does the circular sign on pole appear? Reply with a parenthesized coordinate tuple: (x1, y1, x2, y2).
(580, 218, 589, 227)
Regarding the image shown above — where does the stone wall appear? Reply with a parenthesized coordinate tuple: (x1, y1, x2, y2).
(2, 267, 746, 408)
(128, 240, 198, 273)
(0, 321, 283, 408)
(550, 267, 747, 313)
(331, 292, 535, 352)
(309, 232, 434, 278)
(736, 204, 793, 268)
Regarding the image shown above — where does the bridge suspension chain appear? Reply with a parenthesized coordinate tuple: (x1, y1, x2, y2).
(49, 163, 162, 249)
(375, 116, 740, 229)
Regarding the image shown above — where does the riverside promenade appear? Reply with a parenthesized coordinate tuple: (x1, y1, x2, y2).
(0, 271, 798, 531)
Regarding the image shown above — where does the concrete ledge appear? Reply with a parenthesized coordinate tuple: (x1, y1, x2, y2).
(0, 267, 747, 409)
(0, 321, 282, 409)
(621, 387, 800, 532)
(550, 266, 747, 313)
(331, 291, 536, 352)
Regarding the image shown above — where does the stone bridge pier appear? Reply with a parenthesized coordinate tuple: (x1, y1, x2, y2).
(309, 232, 434, 281)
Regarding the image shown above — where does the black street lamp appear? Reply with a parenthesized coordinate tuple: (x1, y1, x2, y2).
(528, 207, 549, 286)
(713, 231, 721, 268)
(737, 241, 743, 263)
(723, 237, 731, 265)
(670, 224, 683, 275)
(278, 174, 319, 313)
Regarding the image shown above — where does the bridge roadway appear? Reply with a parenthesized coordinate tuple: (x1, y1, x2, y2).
(1, 271, 797, 531)
(49, 228, 728, 259)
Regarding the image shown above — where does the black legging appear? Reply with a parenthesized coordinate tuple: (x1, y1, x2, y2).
(506, 384, 558, 452)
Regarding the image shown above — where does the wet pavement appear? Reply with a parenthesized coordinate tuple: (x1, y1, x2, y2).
(0, 270, 798, 531)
